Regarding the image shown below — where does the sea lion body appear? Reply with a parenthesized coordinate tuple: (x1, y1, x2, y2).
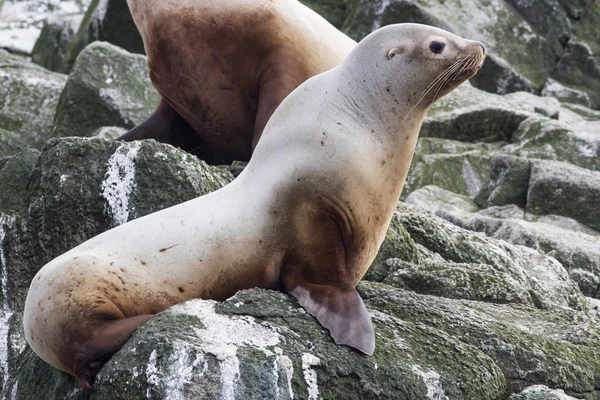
(24, 23, 485, 389)
(119, 0, 356, 164)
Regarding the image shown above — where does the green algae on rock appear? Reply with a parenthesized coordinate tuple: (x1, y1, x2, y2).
(0, 50, 67, 157)
(52, 41, 159, 139)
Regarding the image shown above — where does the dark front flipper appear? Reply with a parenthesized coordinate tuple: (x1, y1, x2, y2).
(73, 314, 153, 390)
(283, 278, 375, 355)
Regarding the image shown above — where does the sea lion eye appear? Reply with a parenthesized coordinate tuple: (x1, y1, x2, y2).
(430, 41, 445, 54)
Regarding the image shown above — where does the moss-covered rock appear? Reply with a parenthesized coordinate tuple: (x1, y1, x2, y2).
(360, 283, 600, 396)
(62, 0, 144, 73)
(401, 138, 490, 202)
(31, 15, 83, 73)
(507, 385, 579, 399)
(421, 85, 558, 143)
(394, 202, 586, 310)
(476, 154, 531, 209)
(0, 148, 40, 215)
(53, 41, 159, 138)
(5, 289, 507, 400)
(551, 1, 600, 109)
(527, 160, 600, 231)
(0, 49, 67, 157)
(501, 116, 600, 172)
(342, 0, 558, 94)
(407, 186, 600, 298)
(382, 259, 532, 304)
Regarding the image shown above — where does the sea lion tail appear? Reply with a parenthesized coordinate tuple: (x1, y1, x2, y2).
(283, 278, 375, 355)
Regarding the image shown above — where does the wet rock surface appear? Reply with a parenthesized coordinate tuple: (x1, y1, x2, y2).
(0, 0, 599, 399)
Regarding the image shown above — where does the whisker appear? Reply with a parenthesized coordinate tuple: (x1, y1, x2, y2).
(402, 59, 466, 121)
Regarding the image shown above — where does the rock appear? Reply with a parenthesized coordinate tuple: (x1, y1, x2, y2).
(0, 0, 87, 56)
(381, 258, 532, 304)
(0, 137, 233, 394)
(420, 84, 556, 143)
(542, 78, 593, 108)
(551, 2, 600, 109)
(0, 148, 40, 214)
(402, 138, 494, 199)
(90, 125, 127, 140)
(503, 0, 573, 47)
(407, 186, 600, 297)
(31, 14, 83, 73)
(527, 160, 600, 231)
(361, 283, 600, 396)
(393, 202, 586, 310)
(500, 116, 600, 172)
(62, 0, 144, 72)
(7, 289, 508, 400)
(507, 385, 579, 399)
(342, 0, 559, 94)
(52, 41, 159, 138)
(0, 49, 67, 157)
(469, 54, 537, 95)
(476, 154, 531, 208)
(300, 0, 352, 29)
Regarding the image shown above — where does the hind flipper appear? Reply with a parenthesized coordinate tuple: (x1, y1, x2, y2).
(282, 277, 375, 355)
(73, 314, 153, 390)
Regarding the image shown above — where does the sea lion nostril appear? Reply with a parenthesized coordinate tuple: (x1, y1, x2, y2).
(479, 43, 486, 54)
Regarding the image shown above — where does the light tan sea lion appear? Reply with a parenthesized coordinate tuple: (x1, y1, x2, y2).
(23, 23, 485, 389)
(117, 0, 357, 164)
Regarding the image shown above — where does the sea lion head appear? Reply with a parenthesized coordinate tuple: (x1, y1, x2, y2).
(341, 23, 485, 119)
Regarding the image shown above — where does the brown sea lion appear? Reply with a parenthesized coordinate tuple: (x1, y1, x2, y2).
(117, 0, 357, 164)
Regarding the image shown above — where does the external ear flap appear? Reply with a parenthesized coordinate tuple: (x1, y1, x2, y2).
(387, 46, 404, 60)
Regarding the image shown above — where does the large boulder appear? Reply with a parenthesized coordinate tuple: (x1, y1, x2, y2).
(31, 15, 83, 73)
(52, 41, 159, 138)
(551, 1, 600, 109)
(0, 50, 67, 157)
(341, 0, 558, 94)
(62, 0, 144, 72)
(526, 160, 600, 231)
(500, 115, 600, 172)
(407, 185, 600, 297)
(402, 138, 497, 199)
(421, 84, 559, 143)
(0, 137, 233, 392)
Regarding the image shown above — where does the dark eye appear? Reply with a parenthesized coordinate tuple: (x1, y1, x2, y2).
(430, 41, 445, 54)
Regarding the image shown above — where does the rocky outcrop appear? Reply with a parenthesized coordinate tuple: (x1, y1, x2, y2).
(61, 0, 143, 72)
(0, 50, 67, 157)
(52, 42, 159, 138)
(0, 1, 599, 398)
(31, 15, 83, 73)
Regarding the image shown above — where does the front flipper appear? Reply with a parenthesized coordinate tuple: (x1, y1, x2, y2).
(283, 278, 375, 355)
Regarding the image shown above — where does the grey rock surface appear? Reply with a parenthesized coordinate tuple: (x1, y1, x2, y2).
(52, 41, 159, 138)
(0, 49, 67, 157)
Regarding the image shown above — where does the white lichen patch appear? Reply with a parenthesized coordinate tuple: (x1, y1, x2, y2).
(274, 348, 294, 399)
(219, 354, 240, 400)
(146, 350, 159, 399)
(0, 217, 14, 387)
(163, 342, 206, 400)
(519, 385, 577, 399)
(172, 300, 282, 400)
(412, 366, 449, 400)
(301, 353, 321, 400)
(102, 142, 140, 226)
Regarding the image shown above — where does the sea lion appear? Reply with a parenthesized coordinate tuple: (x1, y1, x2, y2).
(117, 0, 356, 164)
(23, 23, 485, 389)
